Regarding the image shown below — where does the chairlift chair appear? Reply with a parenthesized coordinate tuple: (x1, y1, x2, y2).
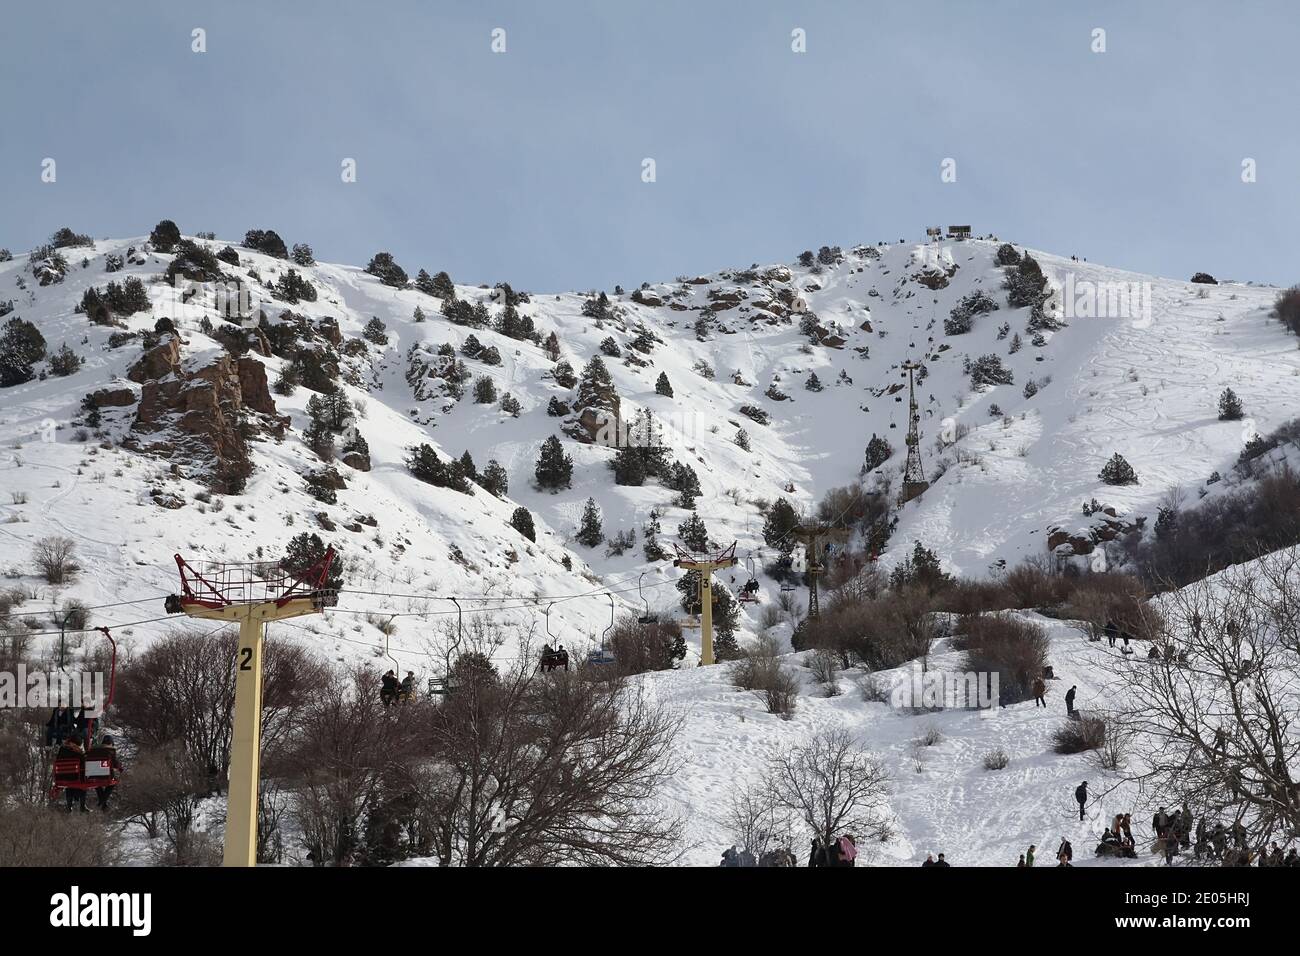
(587, 590, 616, 665)
(636, 571, 659, 624)
(49, 627, 122, 802)
(739, 554, 760, 604)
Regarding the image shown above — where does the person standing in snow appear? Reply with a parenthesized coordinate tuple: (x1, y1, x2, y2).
(1032, 676, 1047, 708)
(1025, 844, 1036, 867)
(835, 834, 857, 867)
(1056, 838, 1073, 866)
(1065, 685, 1077, 717)
(1017, 854, 1026, 867)
(1074, 781, 1088, 821)
(1104, 619, 1118, 647)
(808, 839, 828, 868)
(921, 853, 936, 867)
(934, 853, 951, 867)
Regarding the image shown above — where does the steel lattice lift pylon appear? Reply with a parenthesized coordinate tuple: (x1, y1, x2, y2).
(165, 548, 336, 867)
(900, 358, 930, 503)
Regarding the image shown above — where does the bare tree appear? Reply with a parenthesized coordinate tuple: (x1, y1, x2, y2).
(0, 804, 120, 865)
(32, 536, 78, 584)
(420, 651, 685, 866)
(1106, 550, 1300, 851)
(114, 627, 327, 788)
(721, 779, 796, 859)
(766, 725, 891, 848)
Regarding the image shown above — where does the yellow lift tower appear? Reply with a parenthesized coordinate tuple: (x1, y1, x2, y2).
(166, 549, 336, 867)
(672, 542, 737, 665)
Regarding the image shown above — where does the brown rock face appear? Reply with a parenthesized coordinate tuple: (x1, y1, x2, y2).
(128, 344, 282, 494)
(126, 335, 182, 384)
(89, 387, 136, 407)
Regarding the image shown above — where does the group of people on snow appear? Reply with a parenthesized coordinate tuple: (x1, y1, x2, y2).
(808, 834, 858, 867)
(719, 845, 798, 867)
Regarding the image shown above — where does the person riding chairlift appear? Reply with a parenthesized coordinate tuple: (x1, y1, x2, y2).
(57, 737, 88, 813)
(380, 670, 399, 708)
(399, 671, 416, 702)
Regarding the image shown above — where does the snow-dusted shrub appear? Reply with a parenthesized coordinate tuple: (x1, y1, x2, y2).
(1051, 716, 1106, 754)
(982, 748, 1010, 771)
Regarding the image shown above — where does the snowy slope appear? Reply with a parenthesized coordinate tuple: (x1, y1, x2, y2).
(0, 230, 1294, 675)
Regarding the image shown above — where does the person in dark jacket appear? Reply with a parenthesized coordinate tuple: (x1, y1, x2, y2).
(380, 670, 399, 708)
(934, 853, 950, 867)
(399, 671, 416, 701)
(1032, 676, 1047, 707)
(57, 737, 88, 813)
(1104, 619, 1118, 647)
(921, 853, 936, 867)
(1057, 837, 1073, 863)
(808, 839, 828, 867)
(1065, 685, 1077, 716)
(45, 707, 75, 747)
(1075, 781, 1088, 821)
(90, 735, 123, 811)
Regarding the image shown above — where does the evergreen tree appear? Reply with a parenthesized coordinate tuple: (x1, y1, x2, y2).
(1098, 453, 1139, 486)
(734, 428, 750, 452)
(576, 498, 604, 547)
(364, 252, 408, 288)
(864, 433, 893, 471)
(655, 371, 673, 397)
(458, 450, 478, 482)
(552, 360, 577, 389)
(667, 461, 702, 509)
(510, 506, 536, 542)
(415, 269, 437, 295)
(762, 497, 801, 554)
(0, 317, 46, 387)
(412, 306, 426, 323)
(1218, 388, 1244, 421)
(281, 532, 343, 592)
(473, 376, 498, 403)
(480, 459, 509, 497)
(406, 444, 448, 485)
(535, 435, 573, 490)
(291, 243, 315, 266)
(431, 271, 455, 299)
(677, 513, 710, 552)
(542, 331, 561, 362)
(967, 354, 1014, 387)
(149, 219, 182, 253)
(643, 510, 668, 561)
(805, 372, 824, 391)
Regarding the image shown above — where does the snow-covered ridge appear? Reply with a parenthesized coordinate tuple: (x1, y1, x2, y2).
(0, 231, 1294, 671)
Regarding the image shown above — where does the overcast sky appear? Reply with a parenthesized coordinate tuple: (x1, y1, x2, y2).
(2, 0, 1296, 290)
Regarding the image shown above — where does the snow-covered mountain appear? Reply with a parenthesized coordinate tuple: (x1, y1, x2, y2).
(0, 228, 1294, 671)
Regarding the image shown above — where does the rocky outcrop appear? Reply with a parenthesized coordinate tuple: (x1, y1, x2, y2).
(1047, 511, 1146, 558)
(88, 386, 136, 407)
(126, 335, 182, 384)
(126, 342, 285, 494)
